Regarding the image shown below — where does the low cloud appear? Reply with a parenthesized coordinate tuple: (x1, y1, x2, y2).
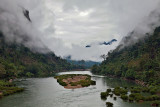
(0, 0, 160, 61)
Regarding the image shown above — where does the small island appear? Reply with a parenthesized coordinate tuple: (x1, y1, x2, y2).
(0, 80, 24, 99)
(54, 74, 96, 89)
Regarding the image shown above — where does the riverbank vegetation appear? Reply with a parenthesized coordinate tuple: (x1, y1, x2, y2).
(92, 27, 160, 87)
(0, 80, 24, 99)
(100, 86, 160, 106)
(92, 27, 160, 106)
(54, 74, 96, 89)
(0, 32, 84, 79)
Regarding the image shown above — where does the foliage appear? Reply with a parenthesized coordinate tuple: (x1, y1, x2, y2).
(90, 80, 96, 85)
(106, 102, 113, 107)
(113, 87, 128, 96)
(106, 88, 112, 93)
(0, 80, 24, 98)
(100, 92, 108, 99)
(0, 33, 78, 79)
(101, 86, 160, 105)
(55, 74, 95, 88)
(121, 94, 128, 101)
(113, 97, 117, 100)
(91, 26, 160, 86)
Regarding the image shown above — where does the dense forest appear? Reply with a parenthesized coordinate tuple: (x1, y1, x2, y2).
(92, 26, 160, 86)
(0, 32, 79, 79)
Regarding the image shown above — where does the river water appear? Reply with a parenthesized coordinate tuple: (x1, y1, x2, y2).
(0, 71, 150, 107)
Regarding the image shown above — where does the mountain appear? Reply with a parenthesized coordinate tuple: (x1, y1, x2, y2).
(85, 39, 117, 48)
(91, 27, 160, 86)
(64, 55, 100, 69)
(99, 39, 117, 45)
(67, 60, 100, 69)
(0, 32, 75, 79)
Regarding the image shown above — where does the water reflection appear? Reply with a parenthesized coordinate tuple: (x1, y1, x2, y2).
(0, 71, 149, 107)
(104, 77, 137, 88)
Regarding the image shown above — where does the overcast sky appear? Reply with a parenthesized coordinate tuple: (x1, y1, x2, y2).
(1, 0, 160, 61)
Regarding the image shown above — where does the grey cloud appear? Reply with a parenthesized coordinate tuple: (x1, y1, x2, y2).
(0, 0, 160, 61)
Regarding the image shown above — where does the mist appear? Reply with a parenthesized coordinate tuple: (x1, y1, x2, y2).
(0, 0, 160, 61)
(119, 5, 160, 49)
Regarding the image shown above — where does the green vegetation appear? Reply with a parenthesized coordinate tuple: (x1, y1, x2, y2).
(113, 97, 117, 100)
(90, 80, 96, 85)
(93, 27, 160, 106)
(100, 86, 160, 105)
(91, 27, 160, 87)
(0, 32, 80, 79)
(113, 87, 128, 96)
(54, 74, 96, 88)
(106, 88, 112, 93)
(100, 92, 108, 99)
(106, 102, 113, 107)
(0, 80, 24, 98)
(151, 101, 160, 107)
(121, 94, 128, 101)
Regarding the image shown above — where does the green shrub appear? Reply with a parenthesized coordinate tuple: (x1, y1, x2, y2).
(91, 80, 96, 85)
(113, 87, 128, 96)
(129, 97, 134, 102)
(149, 88, 157, 95)
(142, 87, 149, 93)
(130, 87, 141, 93)
(110, 94, 113, 97)
(121, 94, 128, 101)
(129, 93, 136, 98)
(151, 101, 160, 107)
(100, 92, 108, 99)
(145, 96, 153, 101)
(120, 89, 128, 95)
(57, 79, 67, 86)
(129, 93, 145, 102)
(114, 97, 117, 100)
(151, 95, 160, 100)
(106, 102, 113, 107)
(106, 89, 112, 93)
(134, 94, 144, 102)
(70, 82, 77, 86)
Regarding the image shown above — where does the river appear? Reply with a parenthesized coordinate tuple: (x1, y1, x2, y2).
(0, 71, 150, 107)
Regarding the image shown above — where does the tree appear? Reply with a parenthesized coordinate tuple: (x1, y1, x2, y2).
(100, 54, 107, 61)
(0, 64, 6, 78)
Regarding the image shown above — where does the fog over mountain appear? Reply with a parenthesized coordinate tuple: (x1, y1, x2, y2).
(0, 0, 160, 61)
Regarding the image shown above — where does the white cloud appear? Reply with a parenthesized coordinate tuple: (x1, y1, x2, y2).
(0, 0, 160, 61)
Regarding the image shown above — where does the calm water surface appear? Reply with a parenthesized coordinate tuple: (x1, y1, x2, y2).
(0, 71, 150, 107)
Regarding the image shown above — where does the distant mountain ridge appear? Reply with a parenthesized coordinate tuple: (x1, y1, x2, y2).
(85, 39, 117, 48)
(67, 60, 100, 69)
(65, 56, 100, 69)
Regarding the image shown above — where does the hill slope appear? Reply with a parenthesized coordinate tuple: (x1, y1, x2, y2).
(92, 27, 160, 86)
(0, 32, 75, 79)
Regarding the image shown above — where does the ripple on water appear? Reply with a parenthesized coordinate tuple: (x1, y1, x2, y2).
(0, 71, 151, 107)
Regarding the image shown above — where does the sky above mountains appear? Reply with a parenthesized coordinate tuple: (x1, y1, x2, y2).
(0, 0, 160, 61)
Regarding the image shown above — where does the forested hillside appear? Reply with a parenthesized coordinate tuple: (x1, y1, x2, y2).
(92, 27, 160, 86)
(0, 32, 76, 79)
